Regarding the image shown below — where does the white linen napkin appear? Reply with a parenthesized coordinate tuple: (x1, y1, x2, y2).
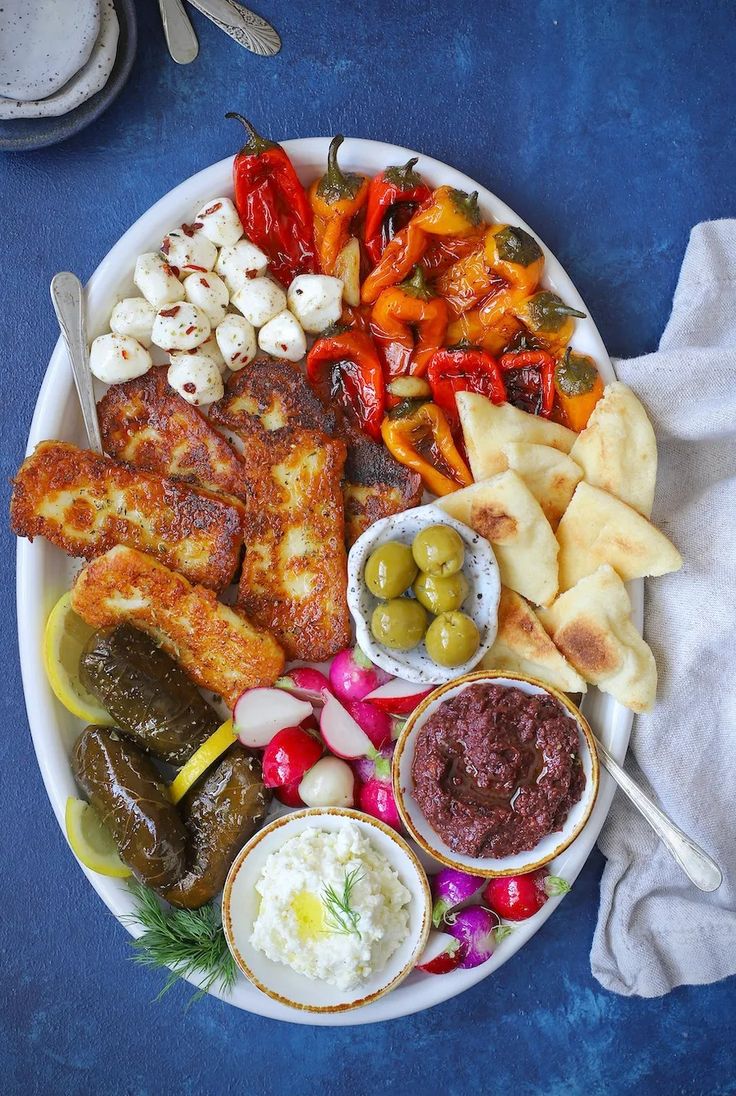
(590, 220, 736, 997)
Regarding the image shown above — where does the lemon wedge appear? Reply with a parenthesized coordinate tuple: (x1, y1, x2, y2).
(169, 720, 237, 805)
(43, 592, 113, 725)
(65, 797, 132, 878)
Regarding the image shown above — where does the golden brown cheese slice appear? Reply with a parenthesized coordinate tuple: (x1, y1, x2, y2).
(70, 545, 284, 707)
(97, 366, 250, 503)
(11, 440, 244, 590)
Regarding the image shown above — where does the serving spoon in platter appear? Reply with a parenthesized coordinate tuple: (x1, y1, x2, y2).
(590, 732, 722, 892)
(50, 272, 103, 455)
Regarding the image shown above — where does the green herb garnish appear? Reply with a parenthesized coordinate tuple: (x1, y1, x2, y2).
(322, 868, 364, 939)
(122, 880, 237, 1005)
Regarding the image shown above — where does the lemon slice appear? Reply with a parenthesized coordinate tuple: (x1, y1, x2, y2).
(43, 592, 113, 725)
(65, 797, 132, 878)
(169, 720, 237, 805)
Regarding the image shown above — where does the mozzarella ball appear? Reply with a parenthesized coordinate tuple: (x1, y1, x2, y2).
(195, 197, 244, 247)
(183, 270, 229, 326)
(298, 757, 354, 808)
(167, 353, 224, 406)
(231, 277, 286, 328)
(216, 239, 269, 294)
(89, 333, 152, 384)
(161, 226, 217, 275)
(109, 297, 156, 348)
(287, 274, 344, 334)
(134, 252, 185, 309)
(196, 333, 227, 375)
(151, 303, 211, 351)
(257, 309, 307, 362)
(215, 314, 257, 372)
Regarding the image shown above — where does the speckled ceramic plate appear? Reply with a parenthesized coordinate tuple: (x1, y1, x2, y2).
(17, 139, 639, 1025)
(0, 0, 100, 101)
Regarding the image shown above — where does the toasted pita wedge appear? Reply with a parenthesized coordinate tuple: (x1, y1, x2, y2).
(438, 470, 559, 606)
(556, 481, 682, 591)
(502, 442, 583, 526)
(457, 392, 577, 481)
(480, 587, 587, 693)
(537, 565, 656, 712)
(569, 382, 657, 517)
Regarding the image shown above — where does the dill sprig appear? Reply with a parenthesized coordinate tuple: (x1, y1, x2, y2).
(122, 879, 237, 1005)
(322, 868, 364, 939)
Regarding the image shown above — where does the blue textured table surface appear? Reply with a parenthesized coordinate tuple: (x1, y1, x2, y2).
(2, 2, 735, 1093)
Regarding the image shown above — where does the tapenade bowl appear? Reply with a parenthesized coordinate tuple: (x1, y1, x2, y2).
(393, 671, 599, 878)
(222, 808, 431, 1013)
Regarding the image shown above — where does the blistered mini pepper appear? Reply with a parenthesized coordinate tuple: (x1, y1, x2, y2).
(434, 242, 506, 317)
(499, 348, 556, 417)
(553, 348, 604, 431)
(226, 113, 317, 287)
(370, 267, 449, 379)
(427, 345, 507, 427)
(363, 158, 432, 264)
(306, 328, 386, 440)
(484, 224, 545, 294)
(514, 291, 586, 355)
(309, 135, 369, 275)
(381, 401, 473, 496)
(362, 186, 482, 304)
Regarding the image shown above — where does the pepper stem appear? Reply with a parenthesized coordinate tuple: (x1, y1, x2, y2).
(384, 157, 423, 188)
(399, 265, 434, 300)
(317, 135, 363, 201)
(225, 113, 276, 155)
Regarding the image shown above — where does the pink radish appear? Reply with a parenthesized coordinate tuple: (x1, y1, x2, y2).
(275, 667, 332, 705)
(233, 687, 313, 749)
(328, 646, 391, 702)
(416, 930, 463, 974)
(352, 741, 394, 784)
(299, 756, 355, 808)
(344, 698, 392, 749)
(358, 778, 402, 831)
(320, 693, 374, 759)
(364, 678, 435, 715)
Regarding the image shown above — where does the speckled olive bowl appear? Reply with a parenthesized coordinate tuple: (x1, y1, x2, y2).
(222, 808, 432, 1014)
(394, 671, 600, 878)
(346, 503, 501, 685)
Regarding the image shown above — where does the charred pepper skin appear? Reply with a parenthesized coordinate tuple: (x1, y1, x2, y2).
(363, 158, 432, 265)
(72, 725, 188, 891)
(306, 328, 386, 440)
(381, 401, 472, 496)
(370, 266, 449, 381)
(226, 113, 317, 286)
(427, 345, 507, 428)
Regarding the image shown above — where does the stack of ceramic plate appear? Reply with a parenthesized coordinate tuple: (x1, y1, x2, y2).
(0, 0, 136, 151)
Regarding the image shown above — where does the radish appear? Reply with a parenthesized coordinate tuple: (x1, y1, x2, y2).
(416, 930, 464, 974)
(364, 678, 435, 716)
(344, 698, 392, 749)
(431, 868, 486, 927)
(275, 781, 304, 808)
(275, 667, 332, 705)
(262, 726, 323, 788)
(444, 906, 513, 968)
(358, 777, 402, 831)
(352, 742, 394, 784)
(320, 692, 374, 759)
(233, 687, 313, 749)
(329, 646, 391, 703)
(299, 756, 355, 808)
(483, 871, 570, 921)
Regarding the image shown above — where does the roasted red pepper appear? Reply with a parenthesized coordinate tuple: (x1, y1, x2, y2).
(427, 345, 507, 429)
(363, 158, 432, 265)
(381, 401, 473, 496)
(370, 267, 448, 379)
(499, 348, 556, 417)
(309, 135, 369, 275)
(306, 328, 386, 440)
(226, 113, 317, 287)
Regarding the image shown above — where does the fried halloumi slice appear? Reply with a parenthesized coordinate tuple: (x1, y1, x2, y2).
(97, 366, 251, 503)
(70, 545, 284, 706)
(343, 433, 423, 546)
(11, 440, 244, 590)
(211, 363, 351, 661)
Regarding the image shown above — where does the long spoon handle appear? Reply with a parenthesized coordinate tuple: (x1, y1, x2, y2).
(185, 0, 281, 56)
(158, 0, 199, 64)
(50, 272, 103, 455)
(593, 734, 722, 892)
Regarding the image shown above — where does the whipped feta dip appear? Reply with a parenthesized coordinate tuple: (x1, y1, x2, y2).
(250, 825, 411, 991)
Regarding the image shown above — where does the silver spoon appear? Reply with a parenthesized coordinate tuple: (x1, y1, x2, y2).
(50, 272, 102, 455)
(185, 0, 281, 56)
(592, 733, 722, 892)
(158, 0, 200, 64)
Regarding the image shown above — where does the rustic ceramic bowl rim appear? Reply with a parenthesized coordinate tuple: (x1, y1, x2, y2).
(393, 670, 600, 878)
(221, 807, 432, 1013)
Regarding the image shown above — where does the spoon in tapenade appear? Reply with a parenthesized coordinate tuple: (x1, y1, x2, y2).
(591, 733, 722, 892)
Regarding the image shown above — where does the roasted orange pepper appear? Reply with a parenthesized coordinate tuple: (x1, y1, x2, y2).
(309, 135, 369, 275)
(381, 401, 473, 496)
(421, 229, 486, 276)
(515, 291, 587, 356)
(484, 224, 545, 294)
(371, 267, 449, 379)
(362, 186, 481, 304)
(435, 243, 506, 317)
(553, 348, 604, 431)
(447, 308, 525, 355)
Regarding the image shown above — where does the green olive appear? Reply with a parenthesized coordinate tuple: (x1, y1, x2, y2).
(371, 599, 428, 651)
(413, 570, 469, 614)
(411, 525, 465, 577)
(364, 541, 418, 599)
(425, 611, 480, 667)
